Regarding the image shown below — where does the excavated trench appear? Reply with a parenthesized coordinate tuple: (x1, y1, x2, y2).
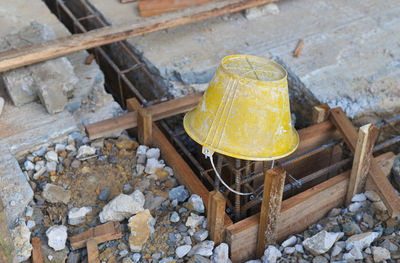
(43, 0, 400, 222)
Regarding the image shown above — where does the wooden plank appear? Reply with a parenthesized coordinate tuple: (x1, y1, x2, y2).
(86, 92, 203, 140)
(329, 107, 400, 217)
(225, 152, 392, 263)
(312, 104, 330, 124)
(31, 237, 43, 263)
(137, 108, 153, 145)
(69, 222, 122, 250)
(0, 0, 279, 72)
(138, 0, 215, 17)
(207, 190, 226, 245)
(346, 124, 377, 206)
(256, 166, 286, 258)
(86, 239, 100, 263)
(127, 98, 233, 226)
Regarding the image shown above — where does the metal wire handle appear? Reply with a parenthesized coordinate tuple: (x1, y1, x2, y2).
(203, 147, 274, 196)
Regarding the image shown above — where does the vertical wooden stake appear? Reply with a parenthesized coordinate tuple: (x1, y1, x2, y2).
(256, 166, 286, 258)
(207, 190, 226, 245)
(137, 108, 152, 145)
(312, 103, 330, 124)
(346, 123, 377, 206)
(31, 237, 43, 263)
(87, 239, 100, 263)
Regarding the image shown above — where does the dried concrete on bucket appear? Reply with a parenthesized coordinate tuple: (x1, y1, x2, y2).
(89, 0, 400, 125)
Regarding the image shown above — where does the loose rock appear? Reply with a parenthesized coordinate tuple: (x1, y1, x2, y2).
(176, 245, 192, 258)
(11, 221, 32, 262)
(372, 246, 391, 262)
(281, 236, 297, 248)
(169, 186, 189, 202)
(188, 194, 205, 213)
(46, 225, 68, 251)
(68, 206, 92, 225)
(345, 232, 379, 249)
(188, 240, 215, 257)
(302, 230, 342, 255)
(186, 213, 205, 228)
(261, 245, 281, 263)
(99, 192, 145, 223)
(211, 243, 230, 263)
(128, 209, 155, 252)
(45, 151, 58, 163)
(42, 183, 71, 204)
(76, 145, 96, 159)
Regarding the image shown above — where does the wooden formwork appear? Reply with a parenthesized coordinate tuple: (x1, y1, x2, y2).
(85, 95, 400, 262)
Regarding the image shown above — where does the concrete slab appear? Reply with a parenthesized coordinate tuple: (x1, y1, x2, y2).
(89, 0, 400, 123)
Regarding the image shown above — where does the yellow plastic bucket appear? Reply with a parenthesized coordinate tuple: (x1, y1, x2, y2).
(183, 55, 299, 161)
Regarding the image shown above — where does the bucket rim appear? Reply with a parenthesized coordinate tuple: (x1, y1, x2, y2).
(220, 54, 288, 84)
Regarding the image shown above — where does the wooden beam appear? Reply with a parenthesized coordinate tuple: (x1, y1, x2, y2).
(69, 222, 122, 250)
(137, 108, 153, 145)
(127, 98, 233, 226)
(86, 92, 203, 140)
(225, 152, 392, 263)
(0, 0, 279, 72)
(87, 239, 100, 263)
(256, 166, 286, 258)
(329, 107, 400, 217)
(138, 0, 215, 17)
(207, 190, 226, 245)
(31, 237, 43, 263)
(312, 103, 330, 124)
(346, 124, 377, 206)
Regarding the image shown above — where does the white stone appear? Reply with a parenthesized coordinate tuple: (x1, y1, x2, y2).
(331, 242, 344, 257)
(46, 225, 68, 251)
(186, 213, 205, 228)
(145, 158, 164, 174)
(176, 245, 191, 258)
(146, 148, 160, 160)
(193, 229, 208, 242)
(25, 206, 33, 217)
(188, 240, 215, 257)
(364, 190, 381, 202)
(261, 245, 281, 263)
(136, 145, 148, 164)
(188, 194, 205, 213)
(281, 236, 297, 248)
(24, 160, 35, 171)
(35, 160, 45, 171)
(65, 144, 76, 152)
(372, 201, 387, 212)
(33, 166, 46, 180)
(136, 164, 145, 175)
(26, 220, 36, 229)
(295, 244, 304, 253)
(351, 193, 366, 202)
(68, 206, 92, 225)
(46, 161, 57, 172)
(302, 230, 342, 255)
(169, 185, 189, 202)
(283, 247, 295, 254)
(372, 246, 391, 262)
(45, 151, 58, 163)
(99, 192, 145, 223)
(55, 144, 66, 153)
(11, 221, 32, 262)
(212, 243, 230, 263)
(0, 97, 4, 116)
(347, 246, 363, 260)
(348, 201, 364, 212)
(170, 211, 180, 223)
(345, 232, 379, 250)
(76, 145, 96, 159)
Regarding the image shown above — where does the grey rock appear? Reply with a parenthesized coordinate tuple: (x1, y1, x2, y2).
(364, 190, 381, 202)
(345, 232, 379, 249)
(132, 253, 141, 262)
(343, 246, 363, 261)
(302, 230, 343, 255)
(25, 207, 33, 217)
(46, 161, 57, 172)
(331, 241, 345, 257)
(76, 145, 96, 159)
(261, 245, 281, 263)
(372, 246, 390, 262)
(26, 220, 36, 229)
(45, 151, 58, 163)
(42, 183, 71, 204)
(193, 229, 208, 242)
(99, 192, 145, 223)
(188, 194, 205, 213)
(98, 188, 110, 201)
(55, 144, 65, 153)
(186, 213, 205, 228)
(67, 252, 81, 263)
(46, 225, 68, 251)
(11, 221, 32, 262)
(68, 206, 92, 225)
(0, 97, 4, 116)
(24, 160, 35, 171)
(211, 243, 230, 263)
(312, 256, 328, 263)
(283, 247, 295, 254)
(295, 244, 304, 253)
(37, 78, 68, 114)
(244, 3, 279, 20)
(176, 245, 192, 258)
(146, 148, 160, 160)
(351, 193, 366, 202)
(188, 255, 211, 263)
(281, 236, 297, 248)
(170, 211, 180, 223)
(169, 185, 190, 202)
(144, 192, 166, 211)
(159, 257, 175, 263)
(145, 158, 164, 174)
(188, 240, 214, 257)
(0, 154, 34, 227)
